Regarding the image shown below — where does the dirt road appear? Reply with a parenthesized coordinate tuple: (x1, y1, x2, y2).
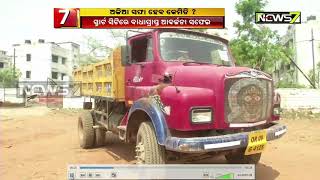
(1, 106, 320, 180)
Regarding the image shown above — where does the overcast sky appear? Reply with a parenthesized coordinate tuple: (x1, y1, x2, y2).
(0, 0, 319, 53)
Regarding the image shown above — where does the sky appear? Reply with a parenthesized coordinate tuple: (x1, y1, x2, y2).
(0, 0, 319, 54)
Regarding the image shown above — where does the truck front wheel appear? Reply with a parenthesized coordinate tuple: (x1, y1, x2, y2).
(135, 122, 166, 164)
(78, 111, 95, 149)
(225, 151, 261, 164)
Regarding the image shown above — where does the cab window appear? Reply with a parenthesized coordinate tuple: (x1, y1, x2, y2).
(131, 37, 153, 63)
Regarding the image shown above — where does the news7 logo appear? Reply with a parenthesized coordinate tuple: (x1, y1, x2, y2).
(54, 8, 79, 28)
(255, 12, 301, 24)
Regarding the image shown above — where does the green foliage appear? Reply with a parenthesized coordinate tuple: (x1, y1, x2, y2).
(79, 30, 126, 66)
(79, 54, 100, 66)
(0, 67, 21, 88)
(275, 80, 306, 88)
(192, 29, 208, 33)
(79, 36, 112, 66)
(307, 62, 320, 88)
(230, 0, 291, 73)
(108, 29, 126, 45)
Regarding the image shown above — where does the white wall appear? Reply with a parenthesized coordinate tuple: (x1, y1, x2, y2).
(277, 88, 320, 109)
(63, 96, 95, 109)
(0, 88, 4, 102)
(0, 50, 11, 69)
(51, 44, 71, 81)
(294, 20, 320, 86)
(0, 88, 23, 103)
(15, 43, 52, 81)
(14, 41, 79, 83)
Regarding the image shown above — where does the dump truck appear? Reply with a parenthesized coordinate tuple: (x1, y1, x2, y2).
(74, 29, 287, 164)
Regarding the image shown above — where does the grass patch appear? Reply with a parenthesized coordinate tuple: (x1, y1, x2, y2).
(281, 109, 320, 120)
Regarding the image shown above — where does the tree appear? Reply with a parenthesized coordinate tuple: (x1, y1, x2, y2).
(308, 62, 320, 88)
(79, 36, 111, 66)
(230, 0, 291, 73)
(79, 30, 126, 66)
(109, 29, 127, 46)
(0, 67, 21, 88)
(192, 29, 208, 33)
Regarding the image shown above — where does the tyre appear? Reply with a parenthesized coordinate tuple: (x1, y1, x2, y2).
(105, 131, 121, 144)
(78, 111, 95, 149)
(95, 129, 121, 147)
(135, 122, 166, 164)
(225, 150, 261, 164)
(83, 102, 92, 109)
(95, 128, 106, 147)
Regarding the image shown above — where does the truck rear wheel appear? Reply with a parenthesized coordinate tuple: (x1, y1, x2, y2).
(78, 111, 95, 149)
(95, 129, 121, 146)
(135, 122, 166, 164)
(106, 132, 121, 144)
(95, 128, 106, 147)
(225, 150, 261, 164)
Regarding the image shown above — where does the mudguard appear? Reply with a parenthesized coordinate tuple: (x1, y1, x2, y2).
(128, 97, 169, 145)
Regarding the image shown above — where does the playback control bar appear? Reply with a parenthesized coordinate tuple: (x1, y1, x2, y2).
(68, 164, 255, 179)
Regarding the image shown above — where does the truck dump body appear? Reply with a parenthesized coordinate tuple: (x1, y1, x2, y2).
(73, 47, 125, 101)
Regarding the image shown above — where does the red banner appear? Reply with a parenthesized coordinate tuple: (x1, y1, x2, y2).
(54, 8, 79, 28)
(80, 16, 224, 29)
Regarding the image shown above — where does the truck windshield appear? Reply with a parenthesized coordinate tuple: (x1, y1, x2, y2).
(160, 32, 232, 66)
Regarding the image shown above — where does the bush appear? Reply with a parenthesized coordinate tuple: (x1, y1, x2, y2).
(276, 80, 306, 88)
(0, 68, 20, 88)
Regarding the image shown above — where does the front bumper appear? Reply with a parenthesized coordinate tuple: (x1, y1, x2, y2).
(164, 123, 287, 153)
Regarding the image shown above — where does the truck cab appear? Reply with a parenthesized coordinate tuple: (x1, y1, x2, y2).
(77, 29, 287, 164)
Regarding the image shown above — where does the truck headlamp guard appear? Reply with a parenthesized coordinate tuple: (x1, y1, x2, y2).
(190, 108, 213, 124)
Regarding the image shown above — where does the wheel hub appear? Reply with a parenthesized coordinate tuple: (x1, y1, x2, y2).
(135, 142, 145, 164)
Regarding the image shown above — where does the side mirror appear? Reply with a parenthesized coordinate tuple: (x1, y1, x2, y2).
(121, 45, 131, 66)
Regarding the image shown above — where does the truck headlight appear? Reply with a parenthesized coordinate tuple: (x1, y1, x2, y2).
(191, 108, 212, 123)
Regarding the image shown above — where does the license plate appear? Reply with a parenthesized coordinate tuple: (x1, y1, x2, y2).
(245, 130, 267, 155)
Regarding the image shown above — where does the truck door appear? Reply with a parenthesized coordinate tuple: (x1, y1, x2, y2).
(125, 35, 155, 102)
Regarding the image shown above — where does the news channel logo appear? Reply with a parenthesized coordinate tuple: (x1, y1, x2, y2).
(255, 11, 301, 24)
(16, 81, 81, 98)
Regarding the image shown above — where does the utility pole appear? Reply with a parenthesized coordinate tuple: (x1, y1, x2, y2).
(13, 47, 16, 76)
(12, 44, 20, 77)
(12, 44, 20, 88)
(311, 28, 316, 88)
(285, 53, 316, 88)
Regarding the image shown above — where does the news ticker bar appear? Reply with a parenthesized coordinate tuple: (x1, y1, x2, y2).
(68, 164, 255, 180)
(54, 8, 225, 29)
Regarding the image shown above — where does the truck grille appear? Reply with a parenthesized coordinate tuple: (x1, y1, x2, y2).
(224, 77, 272, 123)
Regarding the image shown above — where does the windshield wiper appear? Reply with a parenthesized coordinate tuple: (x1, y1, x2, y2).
(182, 61, 210, 65)
(183, 62, 232, 67)
(211, 63, 231, 67)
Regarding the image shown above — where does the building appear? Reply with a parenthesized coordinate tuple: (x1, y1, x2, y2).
(13, 39, 80, 82)
(0, 50, 11, 69)
(279, 16, 320, 88)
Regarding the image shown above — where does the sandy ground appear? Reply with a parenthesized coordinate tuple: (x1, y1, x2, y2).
(1, 106, 320, 180)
